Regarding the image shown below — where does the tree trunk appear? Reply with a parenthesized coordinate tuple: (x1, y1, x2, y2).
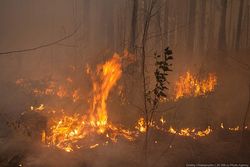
(240, 84, 250, 153)
(218, 0, 227, 51)
(236, 0, 244, 50)
(247, 5, 249, 47)
(207, 1, 215, 50)
(187, 0, 196, 54)
(141, 1, 157, 165)
(163, 0, 169, 46)
(106, 1, 114, 50)
(199, 1, 206, 53)
(130, 0, 138, 53)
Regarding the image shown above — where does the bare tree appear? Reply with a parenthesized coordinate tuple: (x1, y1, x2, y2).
(163, 0, 169, 46)
(236, 0, 244, 50)
(141, 0, 158, 165)
(218, 0, 227, 51)
(199, 1, 206, 53)
(246, 5, 249, 47)
(207, 1, 215, 50)
(187, 0, 196, 53)
(130, 0, 138, 53)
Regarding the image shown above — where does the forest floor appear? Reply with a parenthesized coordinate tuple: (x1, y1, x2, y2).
(0, 50, 250, 167)
(0, 126, 249, 167)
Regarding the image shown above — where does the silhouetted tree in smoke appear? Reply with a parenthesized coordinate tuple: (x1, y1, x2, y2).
(236, 0, 244, 51)
(146, 47, 173, 122)
(218, 0, 227, 51)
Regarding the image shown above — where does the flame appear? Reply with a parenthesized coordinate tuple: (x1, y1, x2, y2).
(85, 64, 91, 75)
(196, 126, 212, 137)
(220, 122, 224, 129)
(72, 89, 80, 102)
(228, 126, 240, 131)
(135, 117, 213, 139)
(40, 54, 135, 152)
(160, 116, 166, 125)
(168, 126, 212, 138)
(57, 86, 67, 98)
(90, 143, 99, 149)
(175, 71, 217, 100)
(17, 56, 244, 152)
(178, 128, 191, 136)
(220, 123, 243, 131)
(89, 53, 122, 127)
(168, 126, 177, 134)
(135, 117, 146, 133)
(31, 104, 45, 111)
(41, 130, 46, 143)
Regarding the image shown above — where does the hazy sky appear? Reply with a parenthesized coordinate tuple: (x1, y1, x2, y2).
(0, 0, 75, 52)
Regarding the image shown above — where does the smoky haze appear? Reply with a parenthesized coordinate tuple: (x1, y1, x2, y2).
(0, 0, 250, 167)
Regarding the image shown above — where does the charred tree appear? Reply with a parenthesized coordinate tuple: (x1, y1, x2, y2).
(247, 5, 250, 47)
(207, 1, 215, 50)
(218, 0, 227, 51)
(163, 0, 169, 46)
(240, 84, 250, 153)
(187, 0, 196, 54)
(130, 0, 138, 53)
(140, 0, 158, 164)
(236, 0, 244, 51)
(199, 1, 206, 53)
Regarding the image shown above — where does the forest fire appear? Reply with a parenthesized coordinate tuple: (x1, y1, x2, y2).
(135, 117, 213, 139)
(174, 71, 217, 100)
(1, 1, 250, 166)
(39, 53, 138, 152)
(15, 53, 247, 154)
(88, 53, 122, 127)
(168, 126, 212, 139)
(15, 58, 221, 152)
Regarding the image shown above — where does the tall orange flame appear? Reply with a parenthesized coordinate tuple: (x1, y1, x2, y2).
(89, 53, 122, 127)
(42, 53, 131, 152)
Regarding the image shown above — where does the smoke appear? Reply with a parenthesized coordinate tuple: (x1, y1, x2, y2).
(0, 0, 250, 166)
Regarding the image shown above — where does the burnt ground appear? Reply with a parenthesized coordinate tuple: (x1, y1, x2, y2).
(0, 123, 249, 167)
(0, 50, 250, 167)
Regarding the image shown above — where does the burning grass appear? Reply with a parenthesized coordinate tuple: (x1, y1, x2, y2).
(174, 71, 217, 100)
(14, 52, 246, 154)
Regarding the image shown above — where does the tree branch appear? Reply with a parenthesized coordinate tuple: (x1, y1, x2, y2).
(0, 24, 81, 55)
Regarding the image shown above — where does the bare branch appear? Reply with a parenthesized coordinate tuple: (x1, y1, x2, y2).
(0, 24, 81, 55)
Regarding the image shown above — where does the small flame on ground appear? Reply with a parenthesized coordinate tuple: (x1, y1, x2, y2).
(90, 143, 99, 149)
(220, 123, 224, 129)
(160, 116, 166, 125)
(168, 126, 177, 134)
(168, 126, 212, 139)
(228, 126, 240, 131)
(135, 118, 146, 133)
(31, 104, 45, 111)
(41, 130, 46, 143)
